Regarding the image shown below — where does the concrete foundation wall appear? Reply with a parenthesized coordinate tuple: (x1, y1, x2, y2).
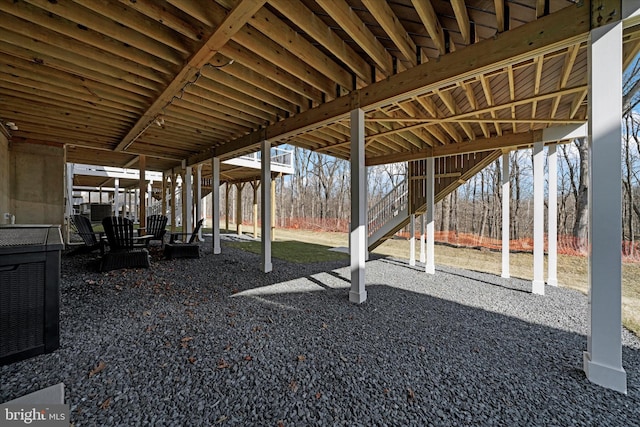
(10, 141, 65, 226)
(0, 133, 10, 224)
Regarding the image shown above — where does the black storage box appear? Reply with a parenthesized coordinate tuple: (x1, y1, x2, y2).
(0, 225, 64, 365)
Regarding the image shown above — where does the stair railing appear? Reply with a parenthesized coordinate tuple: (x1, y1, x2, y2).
(367, 177, 408, 238)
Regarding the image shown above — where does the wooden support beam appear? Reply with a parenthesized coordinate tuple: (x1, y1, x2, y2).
(366, 131, 541, 165)
(219, 42, 323, 105)
(316, 0, 393, 77)
(139, 155, 147, 229)
(494, 0, 506, 33)
(269, 0, 372, 85)
(531, 55, 545, 126)
(551, 43, 581, 116)
(201, 4, 591, 162)
(248, 7, 353, 90)
(480, 75, 502, 136)
(115, 0, 267, 152)
(451, 0, 471, 45)
(536, 0, 548, 18)
(362, 0, 419, 66)
(411, 0, 446, 55)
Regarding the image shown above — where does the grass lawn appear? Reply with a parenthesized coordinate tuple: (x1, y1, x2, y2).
(226, 239, 348, 263)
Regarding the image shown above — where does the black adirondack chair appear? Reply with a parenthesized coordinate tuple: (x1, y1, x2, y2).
(139, 214, 168, 247)
(100, 216, 152, 271)
(164, 219, 204, 259)
(70, 215, 105, 254)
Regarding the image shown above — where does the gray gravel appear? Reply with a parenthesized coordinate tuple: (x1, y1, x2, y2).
(2, 237, 640, 426)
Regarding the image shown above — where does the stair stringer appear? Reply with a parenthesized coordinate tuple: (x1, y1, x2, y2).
(367, 150, 503, 251)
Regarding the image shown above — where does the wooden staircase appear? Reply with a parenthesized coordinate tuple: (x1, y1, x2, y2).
(368, 150, 502, 251)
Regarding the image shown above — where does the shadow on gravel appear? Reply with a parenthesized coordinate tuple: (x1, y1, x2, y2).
(379, 257, 531, 294)
(2, 240, 639, 426)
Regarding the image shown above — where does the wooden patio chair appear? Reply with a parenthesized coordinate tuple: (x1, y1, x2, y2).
(164, 219, 204, 259)
(138, 214, 168, 247)
(70, 214, 105, 255)
(100, 216, 152, 271)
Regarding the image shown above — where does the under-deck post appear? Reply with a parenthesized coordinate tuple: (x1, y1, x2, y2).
(161, 173, 167, 218)
(502, 151, 510, 278)
(170, 173, 176, 233)
(147, 182, 152, 219)
(583, 17, 626, 393)
(350, 108, 367, 303)
(532, 141, 545, 295)
(179, 171, 186, 229)
(253, 181, 259, 239)
(225, 183, 230, 233)
(261, 140, 272, 273)
(114, 178, 120, 217)
(65, 162, 74, 244)
(212, 157, 221, 254)
(409, 214, 416, 266)
(236, 182, 244, 235)
(425, 157, 435, 274)
(185, 166, 193, 234)
(139, 155, 146, 228)
(196, 164, 203, 241)
(271, 177, 276, 242)
(547, 144, 558, 286)
(133, 189, 138, 223)
(420, 214, 426, 263)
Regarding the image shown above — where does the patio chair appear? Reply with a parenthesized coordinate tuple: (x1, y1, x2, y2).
(70, 215, 105, 255)
(100, 216, 152, 271)
(164, 219, 204, 259)
(138, 214, 168, 247)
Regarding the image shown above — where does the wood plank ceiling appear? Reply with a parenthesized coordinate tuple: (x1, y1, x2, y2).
(1, 0, 639, 175)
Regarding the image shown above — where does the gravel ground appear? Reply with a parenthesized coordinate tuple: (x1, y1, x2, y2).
(2, 237, 640, 426)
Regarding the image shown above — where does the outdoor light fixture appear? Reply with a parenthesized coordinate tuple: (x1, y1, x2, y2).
(1, 119, 18, 137)
(154, 116, 165, 127)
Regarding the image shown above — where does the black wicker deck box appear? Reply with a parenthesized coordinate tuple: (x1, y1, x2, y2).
(0, 225, 64, 365)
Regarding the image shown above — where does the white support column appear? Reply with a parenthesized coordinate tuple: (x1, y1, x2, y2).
(350, 108, 367, 303)
(547, 144, 558, 286)
(133, 189, 138, 222)
(425, 157, 435, 274)
(532, 141, 545, 295)
(212, 157, 221, 254)
(202, 193, 207, 228)
(185, 166, 193, 234)
(170, 174, 176, 232)
(196, 164, 203, 241)
(261, 140, 273, 273)
(409, 214, 416, 266)
(147, 181, 153, 215)
(65, 163, 74, 244)
(419, 214, 426, 263)
(139, 155, 146, 227)
(501, 152, 510, 278)
(123, 189, 128, 219)
(583, 18, 626, 394)
(113, 178, 120, 217)
(161, 173, 167, 218)
(131, 189, 135, 219)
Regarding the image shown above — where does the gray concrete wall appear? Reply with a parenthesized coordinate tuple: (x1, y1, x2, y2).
(0, 133, 10, 224)
(10, 141, 65, 225)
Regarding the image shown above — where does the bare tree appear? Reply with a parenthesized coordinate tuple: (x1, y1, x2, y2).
(571, 138, 589, 251)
